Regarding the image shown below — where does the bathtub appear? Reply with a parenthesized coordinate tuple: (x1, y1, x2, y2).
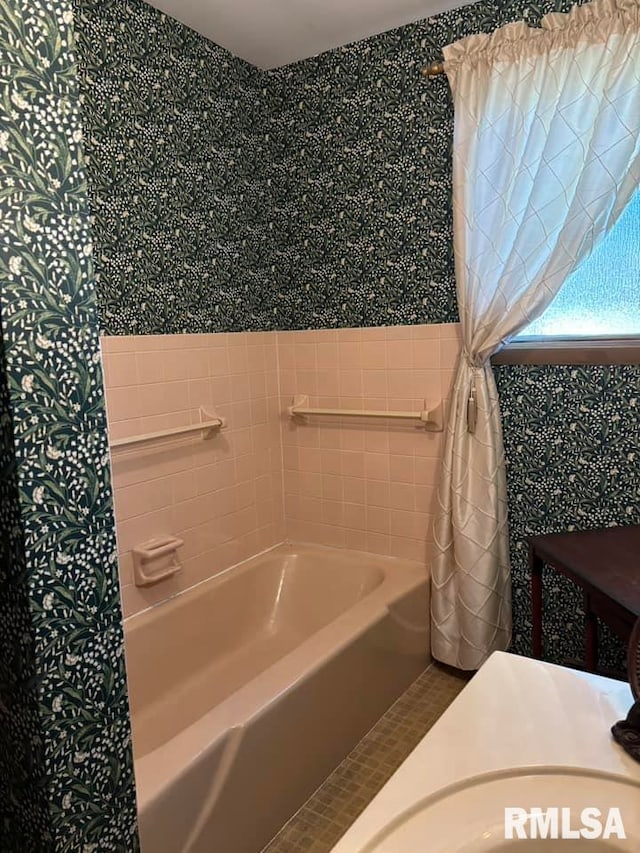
(124, 542, 430, 853)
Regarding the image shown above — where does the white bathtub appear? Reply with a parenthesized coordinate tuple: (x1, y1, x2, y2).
(124, 542, 430, 853)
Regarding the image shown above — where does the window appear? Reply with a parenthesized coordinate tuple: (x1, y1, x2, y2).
(518, 188, 640, 339)
(493, 188, 640, 365)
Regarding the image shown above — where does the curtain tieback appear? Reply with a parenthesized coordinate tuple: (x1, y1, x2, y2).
(467, 377, 477, 434)
(462, 352, 480, 434)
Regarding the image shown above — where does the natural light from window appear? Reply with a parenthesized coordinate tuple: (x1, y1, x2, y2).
(517, 188, 640, 339)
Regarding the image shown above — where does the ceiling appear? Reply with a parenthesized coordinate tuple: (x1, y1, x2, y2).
(145, 0, 465, 69)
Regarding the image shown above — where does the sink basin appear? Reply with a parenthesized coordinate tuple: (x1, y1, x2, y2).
(362, 767, 640, 852)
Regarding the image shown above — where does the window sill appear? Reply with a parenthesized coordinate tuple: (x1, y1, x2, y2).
(491, 338, 640, 366)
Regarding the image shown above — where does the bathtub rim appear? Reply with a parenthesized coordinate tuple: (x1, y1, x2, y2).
(123, 539, 387, 630)
(127, 541, 430, 811)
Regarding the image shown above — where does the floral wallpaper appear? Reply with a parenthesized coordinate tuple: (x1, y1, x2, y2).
(74, 0, 274, 336)
(0, 0, 138, 849)
(495, 365, 639, 670)
(75, 0, 592, 335)
(265, 31, 457, 329)
(0, 334, 52, 848)
(265, 0, 595, 330)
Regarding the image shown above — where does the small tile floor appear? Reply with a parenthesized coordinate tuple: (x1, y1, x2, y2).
(262, 663, 470, 853)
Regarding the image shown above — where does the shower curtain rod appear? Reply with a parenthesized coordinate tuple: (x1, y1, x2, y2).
(421, 61, 445, 77)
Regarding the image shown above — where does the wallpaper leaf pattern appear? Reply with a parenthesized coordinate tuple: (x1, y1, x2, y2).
(0, 1, 138, 849)
(74, 0, 274, 336)
(495, 364, 639, 670)
(0, 333, 52, 850)
(265, 0, 598, 331)
(75, 0, 594, 337)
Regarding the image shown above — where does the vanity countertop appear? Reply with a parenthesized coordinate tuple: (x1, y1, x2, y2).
(330, 651, 639, 851)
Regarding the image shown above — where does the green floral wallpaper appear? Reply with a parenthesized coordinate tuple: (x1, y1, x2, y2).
(495, 365, 638, 670)
(0, 334, 51, 849)
(265, 0, 596, 330)
(76, 0, 593, 334)
(74, 0, 274, 335)
(266, 31, 457, 329)
(0, 0, 138, 848)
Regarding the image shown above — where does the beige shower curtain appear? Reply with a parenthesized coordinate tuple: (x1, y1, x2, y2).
(431, 0, 640, 670)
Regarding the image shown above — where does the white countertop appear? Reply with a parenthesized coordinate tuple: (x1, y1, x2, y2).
(330, 652, 639, 852)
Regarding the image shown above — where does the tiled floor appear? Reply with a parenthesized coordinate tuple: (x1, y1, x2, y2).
(262, 663, 470, 853)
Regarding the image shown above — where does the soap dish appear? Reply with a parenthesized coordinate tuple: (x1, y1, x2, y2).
(133, 536, 184, 587)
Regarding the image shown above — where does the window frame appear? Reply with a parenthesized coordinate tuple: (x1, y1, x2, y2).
(491, 336, 640, 366)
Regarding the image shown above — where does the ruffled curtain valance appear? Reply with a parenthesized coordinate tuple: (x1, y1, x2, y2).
(444, 0, 640, 72)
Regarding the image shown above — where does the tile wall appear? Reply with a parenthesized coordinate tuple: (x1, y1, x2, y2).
(101, 333, 285, 616)
(280, 324, 461, 561)
(102, 323, 461, 616)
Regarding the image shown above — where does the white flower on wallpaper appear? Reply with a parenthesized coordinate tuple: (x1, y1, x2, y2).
(24, 215, 41, 232)
(35, 333, 53, 349)
(10, 91, 29, 110)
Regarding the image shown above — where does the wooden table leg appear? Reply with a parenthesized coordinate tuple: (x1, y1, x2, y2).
(530, 546, 544, 659)
(585, 593, 599, 671)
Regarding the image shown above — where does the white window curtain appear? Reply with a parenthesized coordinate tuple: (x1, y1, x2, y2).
(431, 0, 640, 670)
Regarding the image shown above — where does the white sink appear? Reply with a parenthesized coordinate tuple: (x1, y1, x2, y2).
(362, 767, 640, 852)
(329, 655, 639, 853)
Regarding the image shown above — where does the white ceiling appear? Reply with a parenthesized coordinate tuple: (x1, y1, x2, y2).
(146, 0, 464, 69)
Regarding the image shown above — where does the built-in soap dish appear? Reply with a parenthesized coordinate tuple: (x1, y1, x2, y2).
(133, 536, 183, 587)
